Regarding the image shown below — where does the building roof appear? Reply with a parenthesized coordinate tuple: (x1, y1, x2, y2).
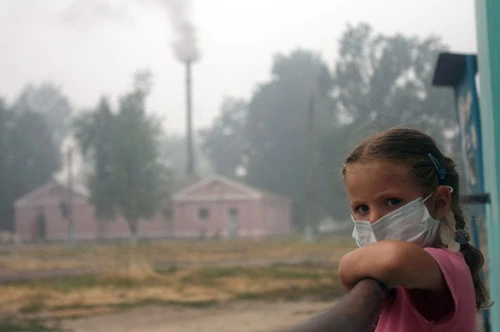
(14, 179, 89, 208)
(173, 173, 291, 204)
(16, 174, 292, 208)
(172, 173, 202, 193)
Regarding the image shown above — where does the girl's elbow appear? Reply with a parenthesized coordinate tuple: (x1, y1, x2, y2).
(338, 253, 356, 290)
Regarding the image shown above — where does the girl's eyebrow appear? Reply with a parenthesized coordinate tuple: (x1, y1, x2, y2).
(349, 199, 366, 207)
(373, 191, 404, 199)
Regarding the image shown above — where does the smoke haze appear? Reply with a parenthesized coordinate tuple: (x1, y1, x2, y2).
(62, 0, 200, 62)
(155, 0, 200, 62)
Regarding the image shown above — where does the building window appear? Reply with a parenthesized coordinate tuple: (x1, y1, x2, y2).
(228, 207, 239, 217)
(198, 207, 210, 221)
(162, 206, 172, 221)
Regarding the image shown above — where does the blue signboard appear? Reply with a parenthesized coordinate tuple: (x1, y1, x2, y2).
(433, 53, 486, 214)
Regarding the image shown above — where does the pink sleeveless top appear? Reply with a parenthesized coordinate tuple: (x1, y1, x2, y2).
(375, 248, 476, 332)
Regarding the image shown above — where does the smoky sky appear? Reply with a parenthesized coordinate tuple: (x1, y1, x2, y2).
(60, 0, 200, 61)
(0, 0, 476, 134)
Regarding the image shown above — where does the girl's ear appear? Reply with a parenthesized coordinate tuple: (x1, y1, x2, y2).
(431, 186, 452, 219)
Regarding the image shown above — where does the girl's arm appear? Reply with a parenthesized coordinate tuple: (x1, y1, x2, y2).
(338, 240, 445, 292)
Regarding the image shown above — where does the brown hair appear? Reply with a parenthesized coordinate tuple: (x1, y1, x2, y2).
(343, 127, 491, 310)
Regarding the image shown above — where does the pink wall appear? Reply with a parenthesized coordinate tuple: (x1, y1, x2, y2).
(15, 204, 96, 241)
(260, 199, 292, 236)
(15, 204, 173, 241)
(173, 197, 291, 239)
(15, 177, 292, 242)
(173, 200, 257, 238)
(98, 213, 172, 240)
(173, 176, 292, 239)
(14, 185, 173, 241)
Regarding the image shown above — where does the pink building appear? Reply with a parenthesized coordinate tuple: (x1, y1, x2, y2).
(14, 174, 292, 242)
(14, 181, 171, 241)
(172, 174, 292, 239)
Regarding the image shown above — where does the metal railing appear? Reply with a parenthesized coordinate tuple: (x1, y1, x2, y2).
(277, 279, 389, 332)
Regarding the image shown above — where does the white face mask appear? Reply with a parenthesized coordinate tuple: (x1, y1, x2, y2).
(351, 194, 440, 248)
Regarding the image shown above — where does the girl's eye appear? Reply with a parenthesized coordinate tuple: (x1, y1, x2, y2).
(386, 198, 401, 206)
(355, 205, 369, 214)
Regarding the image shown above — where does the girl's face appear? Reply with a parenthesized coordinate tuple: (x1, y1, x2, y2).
(345, 161, 427, 223)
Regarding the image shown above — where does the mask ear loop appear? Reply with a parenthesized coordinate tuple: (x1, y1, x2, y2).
(424, 185, 454, 203)
(426, 186, 454, 217)
(430, 184, 455, 249)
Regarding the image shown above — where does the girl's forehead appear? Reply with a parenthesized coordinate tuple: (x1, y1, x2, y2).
(345, 161, 409, 176)
(344, 162, 418, 191)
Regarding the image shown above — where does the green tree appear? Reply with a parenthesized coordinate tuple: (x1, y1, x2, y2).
(13, 83, 72, 147)
(199, 97, 247, 179)
(320, 23, 457, 220)
(74, 97, 117, 228)
(243, 49, 335, 228)
(113, 72, 170, 240)
(0, 100, 60, 230)
(332, 23, 455, 136)
(202, 26, 457, 229)
(75, 70, 171, 241)
(161, 134, 212, 178)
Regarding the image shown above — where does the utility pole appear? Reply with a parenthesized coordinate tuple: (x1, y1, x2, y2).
(305, 94, 315, 242)
(185, 60, 195, 175)
(67, 146, 76, 246)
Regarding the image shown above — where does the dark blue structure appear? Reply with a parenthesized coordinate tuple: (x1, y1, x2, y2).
(433, 52, 491, 332)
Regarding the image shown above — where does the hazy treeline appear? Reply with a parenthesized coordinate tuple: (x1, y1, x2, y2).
(0, 23, 458, 233)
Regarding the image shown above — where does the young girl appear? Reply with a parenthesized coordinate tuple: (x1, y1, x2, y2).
(338, 127, 491, 331)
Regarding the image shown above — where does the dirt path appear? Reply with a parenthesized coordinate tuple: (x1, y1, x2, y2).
(60, 300, 334, 332)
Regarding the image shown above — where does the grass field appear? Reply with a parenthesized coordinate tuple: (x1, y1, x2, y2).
(0, 235, 354, 272)
(0, 235, 355, 328)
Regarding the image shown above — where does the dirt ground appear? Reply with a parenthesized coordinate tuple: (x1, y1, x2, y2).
(60, 300, 334, 332)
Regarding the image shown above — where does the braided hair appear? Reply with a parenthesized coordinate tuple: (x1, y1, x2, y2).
(342, 127, 492, 310)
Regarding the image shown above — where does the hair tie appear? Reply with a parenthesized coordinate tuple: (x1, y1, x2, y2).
(454, 227, 470, 245)
(428, 153, 446, 182)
